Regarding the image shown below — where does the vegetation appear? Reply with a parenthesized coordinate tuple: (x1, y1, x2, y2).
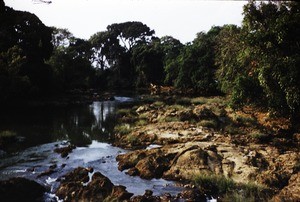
(193, 173, 271, 201)
(1, 0, 299, 128)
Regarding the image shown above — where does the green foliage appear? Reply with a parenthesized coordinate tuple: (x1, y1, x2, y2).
(193, 173, 270, 200)
(193, 173, 235, 196)
(47, 37, 94, 91)
(198, 119, 219, 129)
(250, 132, 268, 141)
(0, 130, 17, 138)
(215, 2, 300, 124)
(174, 27, 221, 94)
(126, 134, 139, 145)
(114, 124, 132, 135)
(175, 97, 191, 105)
(0, 4, 54, 102)
(152, 101, 164, 108)
(131, 40, 165, 87)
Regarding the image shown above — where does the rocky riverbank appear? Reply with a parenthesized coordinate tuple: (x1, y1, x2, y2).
(112, 94, 300, 201)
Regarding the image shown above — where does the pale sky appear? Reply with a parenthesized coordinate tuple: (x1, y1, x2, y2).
(4, 0, 247, 43)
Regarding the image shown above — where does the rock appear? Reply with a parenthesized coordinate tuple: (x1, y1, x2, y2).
(126, 167, 140, 176)
(117, 151, 147, 171)
(144, 189, 153, 197)
(55, 167, 133, 202)
(0, 177, 46, 202)
(273, 173, 300, 201)
(37, 168, 56, 178)
(54, 144, 76, 158)
(111, 185, 134, 200)
(135, 154, 170, 179)
(179, 189, 206, 201)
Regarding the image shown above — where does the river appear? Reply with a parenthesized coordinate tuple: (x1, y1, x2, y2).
(0, 97, 184, 201)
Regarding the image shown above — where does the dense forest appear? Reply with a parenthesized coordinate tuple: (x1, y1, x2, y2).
(0, 0, 299, 126)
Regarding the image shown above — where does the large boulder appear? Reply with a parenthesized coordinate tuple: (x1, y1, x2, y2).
(0, 177, 46, 202)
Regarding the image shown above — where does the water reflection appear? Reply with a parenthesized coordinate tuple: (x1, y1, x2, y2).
(0, 100, 118, 152)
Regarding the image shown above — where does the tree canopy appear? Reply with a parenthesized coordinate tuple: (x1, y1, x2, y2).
(1, 0, 300, 127)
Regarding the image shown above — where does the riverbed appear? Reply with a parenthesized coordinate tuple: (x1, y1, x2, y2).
(0, 97, 183, 200)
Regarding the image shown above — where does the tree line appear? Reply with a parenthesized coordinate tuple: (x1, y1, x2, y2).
(0, 0, 299, 124)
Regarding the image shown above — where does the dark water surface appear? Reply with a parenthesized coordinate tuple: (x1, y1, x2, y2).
(0, 97, 184, 200)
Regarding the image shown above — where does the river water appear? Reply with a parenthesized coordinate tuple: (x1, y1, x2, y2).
(0, 97, 184, 200)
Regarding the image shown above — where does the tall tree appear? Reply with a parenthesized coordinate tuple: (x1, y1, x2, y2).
(175, 27, 221, 94)
(242, 1, 300, 121)
(0, 1, 53, 101)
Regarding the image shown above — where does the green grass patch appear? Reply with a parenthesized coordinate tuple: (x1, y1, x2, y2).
(191, 97, 207, 105)
(249, 132, 268, 142)
(224, 124, 244, 135)
(116, 108, 133, 116)
(114, 124, 132, 135)
(168, 104, 185, 111)
(135, 119, 148, 126)
(0, 130, 17, 139)
(198, 119, 219, 128)
(234, 115, 257, 126)
(165, 116, 181, 122)
(175, 97, 191, 105)
(193, 173, 271, 201)
(152, 101, 165, 108)
(126, 134, 139, 145)
(193, 173, 235, 196)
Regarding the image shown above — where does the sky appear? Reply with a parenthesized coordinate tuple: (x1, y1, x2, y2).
(4, 0, 247, 44)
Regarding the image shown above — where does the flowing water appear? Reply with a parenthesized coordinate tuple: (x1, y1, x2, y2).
(0, 97, 184, 200)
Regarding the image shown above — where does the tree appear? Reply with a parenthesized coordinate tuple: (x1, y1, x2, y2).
(160, 36, 183, 86)
(131, 39, 164, 87)
(242, 1, 300, 121)
(107, 21, 155, 51)
(47, 30, 94, 91)
(0, 1, 53, 100)
(89, 21, 156, 89)
(215, 24, 263, 106)
(175, 27, 221, 94)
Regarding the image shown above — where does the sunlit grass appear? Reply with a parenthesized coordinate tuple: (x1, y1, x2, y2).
(175, 97, 191, 105)
(152, 101, 164, 108)
(114, 124, 132, 135)
(198, 119, 219, 129)
(193, 173, 271, 201)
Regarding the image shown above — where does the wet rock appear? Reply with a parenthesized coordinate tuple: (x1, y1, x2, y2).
(56, 167, 133, 202)
(111, 185, 134, 200)
(126, 167, 140, 176)
(144, 189, 153, 197)
(54, 144, 76, 158)
(117, 150, 147, 171)
(0, 177, 46, 202)
(37, 168, 56, 178)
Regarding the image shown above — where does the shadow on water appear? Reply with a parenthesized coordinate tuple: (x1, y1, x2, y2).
(0, 100, 120, 152)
